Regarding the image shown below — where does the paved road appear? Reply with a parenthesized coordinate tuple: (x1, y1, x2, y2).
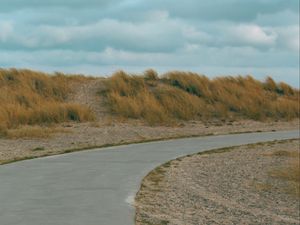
(0, 130, 299, 225)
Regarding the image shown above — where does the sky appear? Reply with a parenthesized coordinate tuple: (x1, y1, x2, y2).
(0, 0, 299, 86)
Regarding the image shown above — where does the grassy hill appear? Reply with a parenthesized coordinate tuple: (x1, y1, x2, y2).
(104, 70, 299, 125)
(0, 69, 95, 136)
(0, 68, 299, 137)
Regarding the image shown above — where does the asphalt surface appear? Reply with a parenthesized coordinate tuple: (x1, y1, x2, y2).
(0, 130, 299, 225)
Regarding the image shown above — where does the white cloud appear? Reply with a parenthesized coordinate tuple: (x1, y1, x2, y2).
(182, 26, 212, 44)
(230, 24, 277, 46)
(0, 21, 13, 41)
(275, 26, 299, 52)
(145, 10, 169, 21)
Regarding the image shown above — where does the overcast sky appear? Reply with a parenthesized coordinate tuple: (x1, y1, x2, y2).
(0, 0, 299, 86)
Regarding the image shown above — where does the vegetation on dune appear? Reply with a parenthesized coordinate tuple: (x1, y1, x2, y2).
(6, 126, 69, 139)
(0, 68, 298, 133)
(104, 70, 299, 125)
(269, 149, 300, 198)
(0, 69, 95, 137)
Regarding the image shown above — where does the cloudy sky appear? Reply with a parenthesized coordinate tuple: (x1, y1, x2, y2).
(0, 0, 299, 85)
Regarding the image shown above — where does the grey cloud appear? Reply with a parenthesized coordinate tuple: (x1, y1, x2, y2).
(0, 0, 298, 86)
(1, 44, 297, 69)
(0, 0, 121, 12)
(255, 10, 299, 26)
(0, 18, 187, 52)
(2, 0, 298, 22)
(125, 0, 299, 22)
(2, 16, 297, 53)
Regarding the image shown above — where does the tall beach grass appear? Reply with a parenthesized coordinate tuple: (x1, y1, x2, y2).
(104, 70, 299, 125)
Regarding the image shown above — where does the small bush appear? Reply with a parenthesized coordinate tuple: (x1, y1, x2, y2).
(163, 71, 212, 98)
(144, 69, 159, 81)
(264, 76, 277, 92)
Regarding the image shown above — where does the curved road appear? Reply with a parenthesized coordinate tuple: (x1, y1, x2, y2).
(0, 130, 299, 225)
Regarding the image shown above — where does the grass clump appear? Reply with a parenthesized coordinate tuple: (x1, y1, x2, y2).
(0, 69, 95, 135)
(7, 126, 69, 139)
(269, 150, 300, 197)
(103, 70, 299, 125)
(105, 71, 209, 125)
(32, 147, 45, 151)
(106, 71, 168, 124)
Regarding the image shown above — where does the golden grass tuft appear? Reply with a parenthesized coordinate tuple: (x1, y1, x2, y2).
(103, 70, 299, 125)
(7, 126, 69, 139)
(270, 150, 299, 158)
(0, 69, 95, 135)
(269, 150, 300, 197)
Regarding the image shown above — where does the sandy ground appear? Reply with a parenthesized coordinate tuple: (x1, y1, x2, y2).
(135, 139, 300, 225)
(0, 119, 298, 164)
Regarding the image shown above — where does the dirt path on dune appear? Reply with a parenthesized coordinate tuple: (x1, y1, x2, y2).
(68, 78, 109, 119)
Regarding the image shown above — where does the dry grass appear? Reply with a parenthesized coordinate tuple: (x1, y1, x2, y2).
(7, 126, 69, 139)
(0, 68, 95, 136)
(106, 71, 168, 124)
(1, 68, 299, 129)
(269, 149, 300, 197)
(103, 70, 299, 125)
(268, 150, 299, 158)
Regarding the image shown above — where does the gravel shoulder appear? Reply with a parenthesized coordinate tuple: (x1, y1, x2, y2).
(135, 139, 300, 225)
(0, 120, 298, 164)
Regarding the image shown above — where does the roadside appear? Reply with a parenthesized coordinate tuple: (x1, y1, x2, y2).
(0, 70, 299, 164)
(0, 120, 298, 165)
(135, 139, 300, 225)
